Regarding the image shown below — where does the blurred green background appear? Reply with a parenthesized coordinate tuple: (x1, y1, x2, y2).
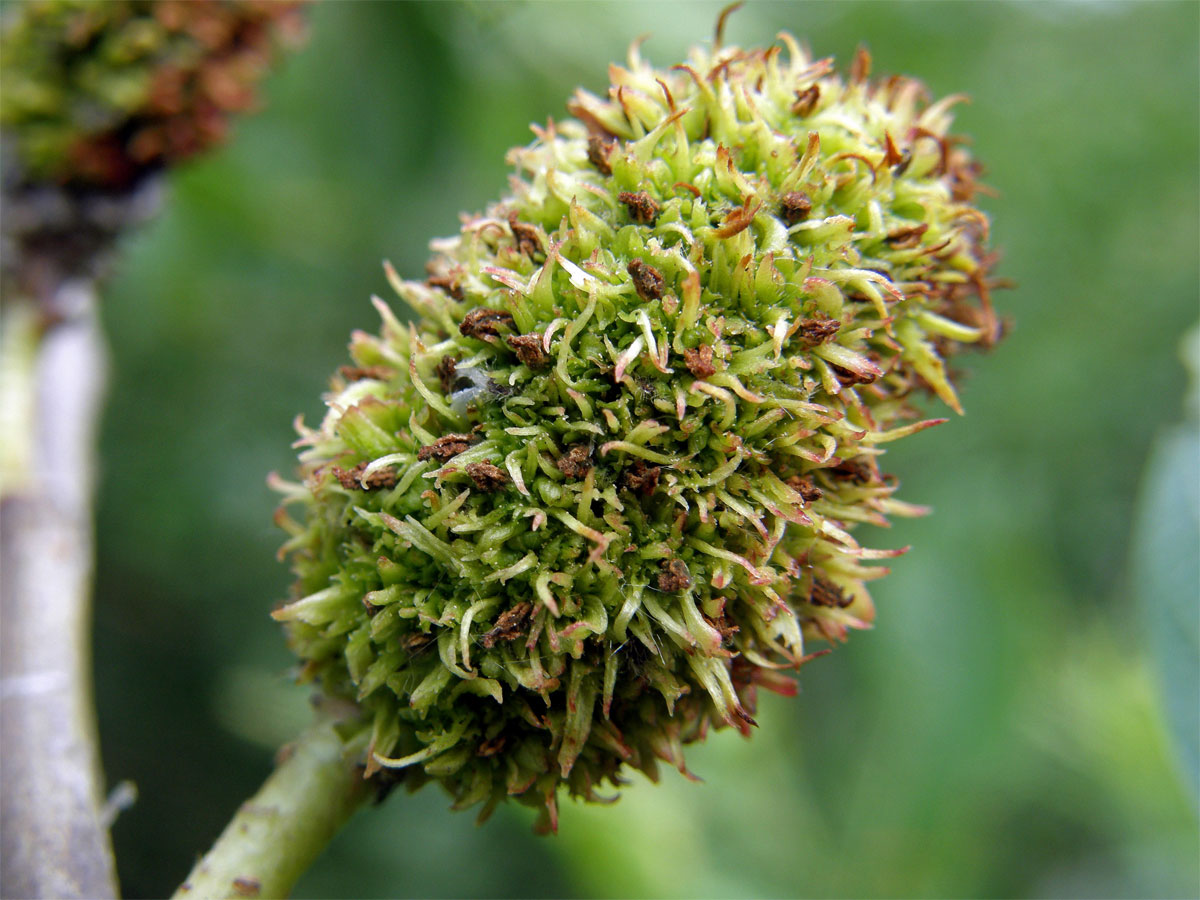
(91, 2, 1199, 897)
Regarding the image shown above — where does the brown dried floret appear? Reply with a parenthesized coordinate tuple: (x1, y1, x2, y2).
(657, 558, 692, 592)
(481, 601, 533, 649)
(786, 475, 823, 503)
(508, 212, 543, 258)
(618, 190, 660, 225)
(627, 259, 665, 301)
(435, 355, 459, 393)
(507, 332, 549, 368)
(683, 344, 716, 378)
(459, 308, 515, 341)
(622, 460, 660, 496)
(809, 577, 853, 609)
(780, 191, 812, 225)
(332, 462, 397, 491)
(587, 134, 614, 175)
(555, 444, 592, 479)
(338, 365, 395, 382)
(797, 316, 840, 347)
(465, 461, 510, 492)
(417, 433, 476, 462)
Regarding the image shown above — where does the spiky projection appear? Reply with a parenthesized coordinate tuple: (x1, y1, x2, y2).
(272, 36, 1000, 832)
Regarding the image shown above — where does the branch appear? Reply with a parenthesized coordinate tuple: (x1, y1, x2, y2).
(173, 719, 371, 900)
(0, 280, 118, 898)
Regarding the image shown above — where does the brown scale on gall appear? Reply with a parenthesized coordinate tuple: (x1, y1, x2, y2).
(426, 274, 464, 300)
(786, 474, 823, 503)
(556, 444, 592, 479)
(481, 601, 533, 649)
(417, 433, 476, 462)
(780, 191, 812, 225)
(507, 332, 550, 368)
(657, 558, 692, 592)
(797, 316, 839, 347)
(831, 363, 878, 386)
(586, 135, 614, 175)
(622, 459, 660, 496)
(507, 212, 543, 258)
(627, 259, 665, 301)
(434, 355, 459, 393)
(332, 462, 397, 491)
(465, 461, 510, 492)
(459, 307, 515, 341)
(683, 344, 716, 378)
(618, 190, 660, 225)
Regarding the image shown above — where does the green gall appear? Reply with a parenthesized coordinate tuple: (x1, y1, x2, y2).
(0, 0, 305, 188)
(273, 36, 1002, 832)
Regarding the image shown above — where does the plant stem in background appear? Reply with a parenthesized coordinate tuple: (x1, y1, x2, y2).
(0, 281, 117, 898)
(174, 720, 371, 900)
(0, 5, 309, 894)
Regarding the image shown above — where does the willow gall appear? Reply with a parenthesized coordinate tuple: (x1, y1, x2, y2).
(271, 33, 1002, 835)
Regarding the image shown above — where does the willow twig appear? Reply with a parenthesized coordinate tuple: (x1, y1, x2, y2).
(174, 719, 371, 900)
(0, 279, 117, 898)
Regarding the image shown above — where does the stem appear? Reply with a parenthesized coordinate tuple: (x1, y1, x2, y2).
(174, 720, 372, 900)
(0, 282, 118, 899)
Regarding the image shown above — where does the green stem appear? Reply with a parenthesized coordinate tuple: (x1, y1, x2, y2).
(174, 720, 371, 900)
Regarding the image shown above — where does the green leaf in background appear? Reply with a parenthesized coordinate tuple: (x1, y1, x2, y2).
(1133, 326, 1200, 808)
